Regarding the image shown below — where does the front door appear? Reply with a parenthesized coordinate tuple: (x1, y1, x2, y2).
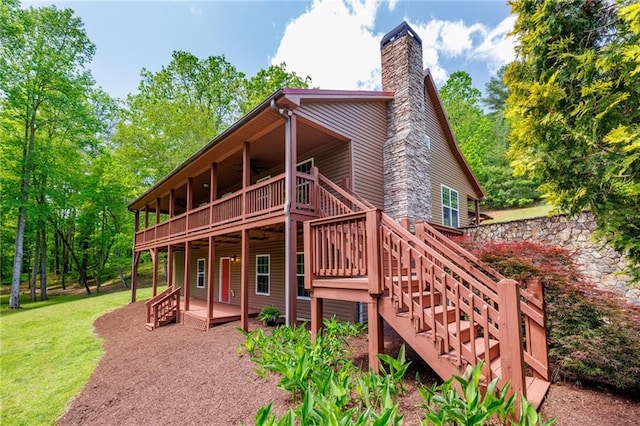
(219, 257, 231, 303)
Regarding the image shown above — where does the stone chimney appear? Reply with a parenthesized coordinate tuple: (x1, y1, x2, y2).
(381, 22, 431, 225)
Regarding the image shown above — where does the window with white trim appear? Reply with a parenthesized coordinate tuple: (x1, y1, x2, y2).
(441, 186, 459, 228)
(256, 254, 270, 295)
(296, 158, 314, 174)
(196, 258, 206, 288)
(296, 252, 309, 299)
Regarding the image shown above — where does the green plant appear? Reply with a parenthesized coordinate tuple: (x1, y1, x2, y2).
(257, 305, 282, 325)
(418, 361, 555, 426)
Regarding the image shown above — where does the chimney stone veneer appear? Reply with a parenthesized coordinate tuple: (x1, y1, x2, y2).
(381, 22, 431, 226)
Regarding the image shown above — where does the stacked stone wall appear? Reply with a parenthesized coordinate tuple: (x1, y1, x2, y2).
(464, 212, 639, 302)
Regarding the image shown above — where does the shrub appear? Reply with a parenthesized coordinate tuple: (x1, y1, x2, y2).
(257, 305, 281, 326)
(456, 239, 640, 393)
(418, 361, 554, 426)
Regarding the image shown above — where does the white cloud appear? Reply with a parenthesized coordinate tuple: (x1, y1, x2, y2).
(189, 6, 202, 16)
(387, 0, 399, 12)
(271, 0, 382, 90)
(272, 1, 515, 89)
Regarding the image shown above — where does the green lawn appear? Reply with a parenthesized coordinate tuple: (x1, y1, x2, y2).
(0, 287, 152, 425)
(483, 203, 554, 224)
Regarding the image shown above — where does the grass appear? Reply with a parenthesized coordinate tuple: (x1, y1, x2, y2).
(0, 286, 153, 425)
(483, 203, 554, 224)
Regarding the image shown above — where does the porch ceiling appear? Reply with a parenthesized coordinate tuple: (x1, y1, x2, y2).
(130, 108, 346, 212)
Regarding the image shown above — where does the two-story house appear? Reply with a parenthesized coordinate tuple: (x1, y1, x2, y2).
(129, 22, 550, 408)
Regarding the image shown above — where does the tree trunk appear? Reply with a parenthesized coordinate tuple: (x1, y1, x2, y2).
(54, 231, 61, 275)
(30, 231, 39, 302)
(118, 266, 127, 288)
(40, 227, 48, 301)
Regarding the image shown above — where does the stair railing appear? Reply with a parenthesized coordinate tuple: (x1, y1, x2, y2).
(145, 286, 182, 329)
(415, 221, 549, 382)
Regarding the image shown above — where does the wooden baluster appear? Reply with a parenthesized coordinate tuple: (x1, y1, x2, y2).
(498, 279, 526, 412)
(527, 278, 549, 380)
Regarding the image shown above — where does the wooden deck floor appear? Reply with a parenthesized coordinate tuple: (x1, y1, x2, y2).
(182, 298, 259, 327)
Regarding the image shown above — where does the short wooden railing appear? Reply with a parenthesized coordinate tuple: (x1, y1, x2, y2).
(145, 287, 181, 329)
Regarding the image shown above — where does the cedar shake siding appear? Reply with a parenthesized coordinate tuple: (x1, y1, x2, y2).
(295, 101, 388, 209)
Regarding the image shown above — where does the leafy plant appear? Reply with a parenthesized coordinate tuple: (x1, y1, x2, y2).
(418, 361, 554, 426)
(257, 305, 281, 325)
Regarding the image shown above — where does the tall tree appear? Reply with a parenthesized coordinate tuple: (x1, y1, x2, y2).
(242, 63, 312, 114)
(506, 0, 640, 278)
(113, 52, 246, 186)
(0, 5, 98, 307)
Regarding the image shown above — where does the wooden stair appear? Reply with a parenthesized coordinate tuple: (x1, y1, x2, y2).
(304, 179, 551, 410)
(144, 287, 181, 331)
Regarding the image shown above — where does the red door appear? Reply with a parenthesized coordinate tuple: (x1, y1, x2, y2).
(220, 258, 230, 303)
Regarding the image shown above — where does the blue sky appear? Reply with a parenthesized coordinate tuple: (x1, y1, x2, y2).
(23, 1, 514, 100)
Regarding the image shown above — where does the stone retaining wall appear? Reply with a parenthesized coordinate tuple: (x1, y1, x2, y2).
(464, 212, 639, 303)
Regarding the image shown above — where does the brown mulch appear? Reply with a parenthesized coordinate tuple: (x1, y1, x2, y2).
(58, 301, 640, 425)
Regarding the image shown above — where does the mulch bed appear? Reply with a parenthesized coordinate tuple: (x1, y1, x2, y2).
(58, 301, 640, 425)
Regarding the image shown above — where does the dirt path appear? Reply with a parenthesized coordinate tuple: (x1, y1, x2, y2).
(58, 302, 640, 425)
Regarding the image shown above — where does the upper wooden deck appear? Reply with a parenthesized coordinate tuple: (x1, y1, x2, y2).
(134, 171, 320, 250)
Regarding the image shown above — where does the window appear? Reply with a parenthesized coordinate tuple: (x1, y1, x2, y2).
(425, 135, 431, 149)
(256, 255, 270, 295)
(296, 158, 314, 205)
(296, 158, 314, 174)
(196, 258, 206, 288)
(441, 186, 459, 228)
(296, 252, 310, 299)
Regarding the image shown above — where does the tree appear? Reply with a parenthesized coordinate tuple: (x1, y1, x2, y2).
(483, 66, 509, 115)
(439, 71, 537, 208)
(506, 0, 640, 278)
(115, 55, 312, 188)
(242, 63, 311, 114)
(113, 51, 247, 186)
(0, 4, 98, 307)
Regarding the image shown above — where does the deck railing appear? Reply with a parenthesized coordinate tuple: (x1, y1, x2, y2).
(134, 171, 324, 247)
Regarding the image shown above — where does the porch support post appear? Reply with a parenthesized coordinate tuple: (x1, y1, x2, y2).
(144, 205, 149, 229)
(367, 297, 384, 373)
(206, 235, 215, 328)
(310, 294, 323, 342)
(475, 199, 481, 225)
(240, 229, 249, 331)
(134, 211, 140, 232)
(169, 189, 175, 217)
(151, 248, 158, 296)
(210, 162, 217, 224)
(242, 142, 250, 218)
(287, 220, 298, 326)
(186, 178, 193, 229)
(131, 251, 141, 303)
(184, 241, 191, 311)
(155, 198, 161, 225)
(167, 244, 173, 289)
(498, 278, 526, 413)
(284, 111, 297, 325)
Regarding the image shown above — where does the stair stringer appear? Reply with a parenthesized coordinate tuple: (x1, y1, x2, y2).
(377, 294, 463, 381)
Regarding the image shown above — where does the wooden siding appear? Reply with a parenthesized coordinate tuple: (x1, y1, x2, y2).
(295, 102, 388, 209)
(172, 235, 358, 323)
(424, 93, 476, 227)
(250, 139, 351, 192)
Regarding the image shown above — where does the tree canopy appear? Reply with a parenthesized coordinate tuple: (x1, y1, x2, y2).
(439, 71, 538, 208)
(505, 0, 640, 278)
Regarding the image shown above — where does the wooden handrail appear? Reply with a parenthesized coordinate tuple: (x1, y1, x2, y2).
(145, 287, 182, 328)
